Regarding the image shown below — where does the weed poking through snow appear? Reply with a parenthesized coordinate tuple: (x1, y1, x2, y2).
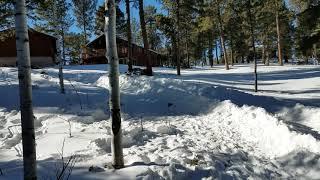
(55, 139, 78, 180)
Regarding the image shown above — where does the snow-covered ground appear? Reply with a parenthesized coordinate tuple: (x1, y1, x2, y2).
(0, 64, 320, 179)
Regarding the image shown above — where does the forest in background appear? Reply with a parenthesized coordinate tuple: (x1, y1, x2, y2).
(1, 0, 319, 67)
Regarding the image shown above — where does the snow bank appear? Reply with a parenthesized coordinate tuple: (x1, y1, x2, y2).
(203, 101, 320, 159)
(96, 74, 213, 116)
(277, 104, 320, 133)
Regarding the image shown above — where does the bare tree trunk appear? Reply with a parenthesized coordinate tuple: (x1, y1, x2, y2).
(82, 4, 87, 43)
(176, 0, 181, 75)
(266, 48, 270, 66)
(62, 31, 66, 66)
(138, 0, 152, 75)
(105, 0, 124, 169)
(262, 42, 266, 64)
(14, 0, 37, 179)
(220, 33, 229, 70)
(230, 38, 234, 66)
(186, 33, 190, 68)
(172, 34, 178, 68)
(126, 0, 133, 72)
(276, 11, 283, 66)
(208, 33, 214, 67)
(215, 41, 219, 64)
(59, 31, 65, 94)
(314, 44, 318, 59)
(216, 2, 229, 70)
(55, 38, 65, 94)
(248, 0, 257, 92)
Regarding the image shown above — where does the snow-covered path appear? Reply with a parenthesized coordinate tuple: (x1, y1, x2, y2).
(0, 64, 320, 179)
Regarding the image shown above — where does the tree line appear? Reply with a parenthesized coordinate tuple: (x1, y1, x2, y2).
(2, 0, 319, 71)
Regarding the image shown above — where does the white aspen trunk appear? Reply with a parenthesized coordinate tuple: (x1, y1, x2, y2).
(53, 1, 65, 94)
(105, 0, 124, 169)
(14, 0, 37, 179)
(56, 38, 65, 94)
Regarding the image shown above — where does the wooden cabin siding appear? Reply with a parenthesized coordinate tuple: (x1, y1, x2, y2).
(82, 35, 164, 67)
(0, 57, 54, 67)
(0, 29, 57, 68)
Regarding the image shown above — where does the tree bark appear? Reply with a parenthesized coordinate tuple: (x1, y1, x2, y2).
(59, 30, 65, 94)
(126, 0, 133, 72)
(262, 41, 266, 64)
(220, 33, 228, 70)
(266, 50, 270, 66)
(82, 3, 87, 44)
(186, 32, 190, 68)
(216, 2, 229, 70)
(208, 33, 214, 67)
(248, 0, 257, 92)
(14, 0, 37, 179)
(105, 0, 124, 169)
(172, 33, 178, 68)
(276, 10, 283, 66)
(176, 0, 181, 75)
(230, 38, 234, 66)
(314, 44, 318, 59)
(215, 41, 219, 64)
(55, 36, 65, 94)
(138, 0, 152, 75)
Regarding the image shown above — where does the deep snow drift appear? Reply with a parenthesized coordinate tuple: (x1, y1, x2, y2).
(0, 64, 320, 179)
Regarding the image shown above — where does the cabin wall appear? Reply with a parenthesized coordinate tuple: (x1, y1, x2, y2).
(83, 36, 163, 67)
(0, 57, 54, 67)
(0, 30, 56, 67)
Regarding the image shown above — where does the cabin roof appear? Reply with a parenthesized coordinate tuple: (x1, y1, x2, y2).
(86, 34, 162, 55)
(0, 28, 57, 41)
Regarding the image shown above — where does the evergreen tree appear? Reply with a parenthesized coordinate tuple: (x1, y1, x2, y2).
(0, 0, 14, 30)
(94, 2, 126, 36)
(145, 5, 161, 50)
(138, 0, 153, 75)
(126, 0, 133, 72)
(291, 0, 320, 60)
(72, 0, 97, 43)
(65, 32, 85, 64)
(36, 0, 72, 93)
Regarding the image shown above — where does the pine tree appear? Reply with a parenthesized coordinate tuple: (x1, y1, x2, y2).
(65, 32, 85, 64)
(138, 0, 153, 75)
(126, 0, 133, 72)
(291, 0, 320, 60)
(94, 2, 126, 36)
(145, 6, 161, 50)
(36, 0, 72, 93)
(72, 0, 97, 43)
(0, 0, 14, 30)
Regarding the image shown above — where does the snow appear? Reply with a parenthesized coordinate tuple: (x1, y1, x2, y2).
(0, 64, 320, 179)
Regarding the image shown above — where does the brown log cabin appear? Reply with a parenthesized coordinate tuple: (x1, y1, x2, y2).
(0, 28, 57, 68)
(82, 34, 164, 66)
